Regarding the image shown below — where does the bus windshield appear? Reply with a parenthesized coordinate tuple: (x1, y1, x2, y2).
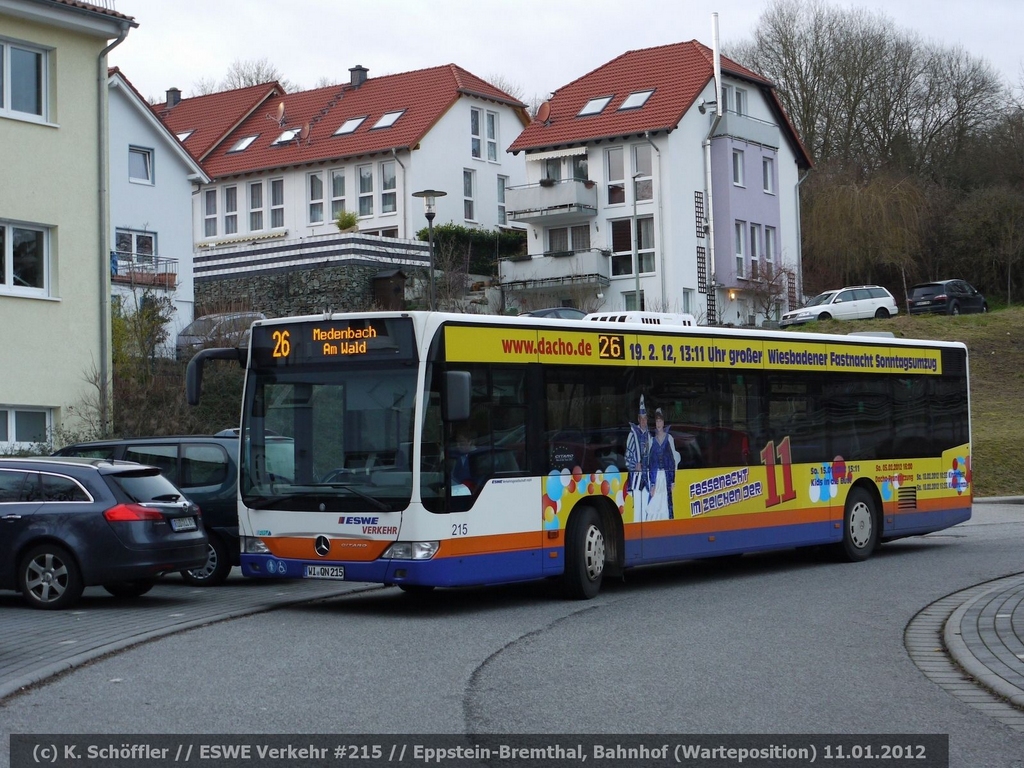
(239, 367, 417, 512)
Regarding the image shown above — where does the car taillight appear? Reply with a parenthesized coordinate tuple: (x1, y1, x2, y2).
(104, 504, 164, 522)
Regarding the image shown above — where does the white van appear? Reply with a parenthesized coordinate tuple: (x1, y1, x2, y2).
(584, 311, 697, 327)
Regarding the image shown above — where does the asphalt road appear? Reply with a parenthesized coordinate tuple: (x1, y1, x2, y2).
(1, 505, 1022, 768)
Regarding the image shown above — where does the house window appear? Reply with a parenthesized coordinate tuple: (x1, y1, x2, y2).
(333, 116, 366, 136)
(732, 150, 744, 186)
(0, 407, 49, 447)
(546, 225, 589, 255)
(270, 178, 284, 228)
(543, 158, 561, 182)
(330, 170, 346, 219)
(637, 216, 655, 273)
(763, 157, 775, 193)
(203, 190, 217, 237)
(750, 223, 761, 279)
(607, 147, 625, 204)
(619, 89, 654, 110)
(548, 228, 568, 254)
(571, 155, 588, 181)
(372, 110, 404, 129)
(610, 219, 633, 276)
(578, 95, 612, 116)
(358, 164, 373, 216)
(249, 182, 264, 231)
(228, 135, 258, 153)
(497, 176, 508, 225)
(381, 161, 397, 214)
(765, 226, 776, 267)
(129, 147, 154, 184)
(470, 108, 482, 158)
(722, 84, 747, 115)
(1, 41, 46, 119)
(735, 221, 745, 277)
(634, 144, 652, 201)
(0, 221, 48, 296)
(224, 186, 238, 234)
(486, 111, 498, 161)
(463, 169, 475, 221)
(115, 228, 156, 265)
(307, 171, 324, 224)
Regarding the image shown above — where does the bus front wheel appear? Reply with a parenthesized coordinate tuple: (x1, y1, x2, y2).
(562, 506, 606, 600)
(838, 487, 878, 562)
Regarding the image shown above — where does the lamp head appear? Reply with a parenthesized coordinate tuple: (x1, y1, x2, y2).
(412, 189, 447, 216)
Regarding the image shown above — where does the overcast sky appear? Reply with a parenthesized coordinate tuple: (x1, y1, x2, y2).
(109, 0, 1024, 105)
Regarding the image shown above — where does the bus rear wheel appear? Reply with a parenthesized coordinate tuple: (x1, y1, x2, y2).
(837, 487, 878, 562)
(562, 506, 605, 600)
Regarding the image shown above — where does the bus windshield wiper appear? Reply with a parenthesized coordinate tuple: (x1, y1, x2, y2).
(305, 483, 391, 512)
(246, 486, 390, 512)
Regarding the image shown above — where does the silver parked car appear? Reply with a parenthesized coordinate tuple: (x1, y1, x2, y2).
(176, 311, 266, 360)
(780, 286, 898, 328)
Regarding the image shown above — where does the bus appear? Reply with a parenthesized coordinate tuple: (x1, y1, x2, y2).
(186, 311, 971, 599)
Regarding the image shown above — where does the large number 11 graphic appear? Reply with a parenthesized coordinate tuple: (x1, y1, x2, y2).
(761, 436, 797, 508)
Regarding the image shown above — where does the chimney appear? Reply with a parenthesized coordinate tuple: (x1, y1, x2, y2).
(349, 65, 368, 88)
(165, 87, 181, 108)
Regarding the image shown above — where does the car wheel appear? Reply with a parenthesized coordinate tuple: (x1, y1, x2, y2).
(817, 312, 832, 321)
(874, 308, 890, 319)
(18, 543, 84, 610)
(103, 579, 156, 598)
(561, 505, 606, 599)
(949, 302, 960, 316)
(181, 534, 232, 586)
(835, 487, 879, 562)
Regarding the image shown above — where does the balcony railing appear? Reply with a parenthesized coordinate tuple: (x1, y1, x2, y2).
(110, 252, 178, 290)
(506, 178, 599, 224)
(712, 111, 780, 148)
(499, 247, 610, 293)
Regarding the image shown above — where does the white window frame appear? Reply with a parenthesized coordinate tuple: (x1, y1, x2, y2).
(358, 165, 374, 217)
(765, 226, 776, 267)
(750, 223, 761, 280)
(470, 107, 482, 159)
(330, 169, 346, 219)
(129, 146, 154, 185)
(270, 178, 285, 229)
(380, 161, 397, 214)
(497, 176, 508, 225)
(249, 181, 264, 231)
(763, 157, 775, 194)
(637, 216, 655, 274)
(372, 110, 404, 129)
(224, 185, 238, 234)
(203, 190, 217, 238)
(606, 147, 625, 205)
(463, 169, 476, 221)
(732, 149, 745, 186)
(0, 220, 49, 298)
(307, 171, 324, 225)
(0, 40, 48, 122)
(0, 406, 50, 448)
(114, 228, 156, 266)
(734, 221, 745, 278)
(333, 116, 366, 136)
(228, 135, 258, 153)
(547, 225, 590, 255)
(619, 89, 654, 110)
(579, 95, 612, 116)
(633, 144, 653, 201)
(486, 110, 498, 162)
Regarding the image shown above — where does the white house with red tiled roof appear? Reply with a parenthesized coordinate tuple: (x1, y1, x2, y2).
(504, 38, 812, 326)
(108, 68, 210, 354)
(155, 64, 529, 316)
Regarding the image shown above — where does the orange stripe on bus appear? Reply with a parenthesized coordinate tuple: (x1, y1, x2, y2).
(265, 538, 391, 561)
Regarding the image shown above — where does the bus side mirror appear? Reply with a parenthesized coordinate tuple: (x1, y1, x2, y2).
(443, 371, 472, 422)
(186, 347, 246, 406)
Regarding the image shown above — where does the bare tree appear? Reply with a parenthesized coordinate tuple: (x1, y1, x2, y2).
(220, 57, 295, 92)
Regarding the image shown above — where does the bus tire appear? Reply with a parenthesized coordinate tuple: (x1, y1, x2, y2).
(562, 505, 606, 600)
(838, 487, 878, 562)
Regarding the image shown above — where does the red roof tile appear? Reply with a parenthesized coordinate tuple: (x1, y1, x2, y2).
(509, 40, 810, 167)
(193, 64, 527, 180)
(153, 82, 285, 162)
(49, 0, 137, 25)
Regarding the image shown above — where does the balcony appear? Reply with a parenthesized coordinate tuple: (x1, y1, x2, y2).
(499, 247, 610, 295)
(712, 111, 780, 148)
(506, 178, 599, 225)
(110, 252, 178, 290)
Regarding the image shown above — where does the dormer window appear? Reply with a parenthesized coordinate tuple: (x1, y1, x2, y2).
(578, 96, 612, 116)
(272, 129, 299, 145)
(176, 129, 195, 142)
(619, 89, 654, 110)
(372, 110, 405, 129)
(228, 135, 258, 153)
(334, 116, 366, 136)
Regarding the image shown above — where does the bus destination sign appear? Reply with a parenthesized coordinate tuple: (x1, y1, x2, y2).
(251, 317, 416, 367)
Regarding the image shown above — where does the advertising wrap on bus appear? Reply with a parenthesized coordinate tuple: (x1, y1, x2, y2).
(185, 311, 971, 600)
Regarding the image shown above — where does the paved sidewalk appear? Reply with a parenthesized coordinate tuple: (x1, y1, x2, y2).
(0, 573, 379, 701)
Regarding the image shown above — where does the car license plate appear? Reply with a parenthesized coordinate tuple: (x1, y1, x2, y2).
(170, 516, 197, 532)
(305, 565, 345, 580)
(917, 300, 931, 305)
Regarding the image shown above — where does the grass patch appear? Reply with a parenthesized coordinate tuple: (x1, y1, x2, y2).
(790, 307, 1024, 497)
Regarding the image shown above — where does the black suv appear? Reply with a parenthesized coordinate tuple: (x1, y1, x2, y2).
(54, 436, 239, 586)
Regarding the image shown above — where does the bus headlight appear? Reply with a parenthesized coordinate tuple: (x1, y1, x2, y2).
(241, 536, 271, 554)
(382, 541, 440, 560)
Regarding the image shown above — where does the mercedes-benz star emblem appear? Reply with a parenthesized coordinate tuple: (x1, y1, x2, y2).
(314, 536, 331, 557)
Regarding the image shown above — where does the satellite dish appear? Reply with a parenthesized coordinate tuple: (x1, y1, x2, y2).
(535, 101, 551, 124)
(276, 101, 287, 126)
(297, 122, 311, 143)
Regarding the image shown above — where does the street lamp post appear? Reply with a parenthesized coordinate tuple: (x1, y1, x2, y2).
(412, 189, 447, 311)
(632, 172, 643, 311)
